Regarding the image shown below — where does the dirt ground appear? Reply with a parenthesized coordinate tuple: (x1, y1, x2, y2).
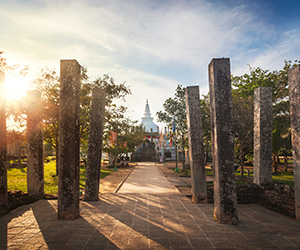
(99, 164, 136, 194)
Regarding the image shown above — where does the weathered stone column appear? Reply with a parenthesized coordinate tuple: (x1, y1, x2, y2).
(288, 65, 300, 220)
(58, 60, 81, 220)
(27, 90, 44, 197)
(253, 87, 273, 186)
(84, 88, 106, 201)
(0, 70, 8, 214)
(208, 58, 238, 224)
(185, 86, 206, 203)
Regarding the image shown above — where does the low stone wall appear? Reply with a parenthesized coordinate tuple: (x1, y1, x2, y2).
(258, 183, 295, 218)
(0, 191, 40, 217)
(206, 183, 295, 218)
(8, 191, 40, 210)
(206, 183, 259, 204)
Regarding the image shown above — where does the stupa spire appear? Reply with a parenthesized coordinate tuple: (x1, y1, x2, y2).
(144, 99, 151, 118)
(141, 99, 158, 133)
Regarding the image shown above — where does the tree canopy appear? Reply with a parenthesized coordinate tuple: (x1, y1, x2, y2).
(231, 60, 298, 172)
(31, 66, 141, 172)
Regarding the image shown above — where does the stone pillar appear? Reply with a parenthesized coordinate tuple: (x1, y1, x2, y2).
(58, 60, 81, 220)
(185, 86, 206, 203)
(0, 70, 8, 214)
(253, 87, 273, 186)
(84, 88, 106, 201)
(27, 90, 44, 197)
(208, 58, 238, 224)
(288, 65, 300, 220)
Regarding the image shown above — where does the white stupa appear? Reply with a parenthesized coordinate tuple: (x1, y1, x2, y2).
(141, 99, 159, 133)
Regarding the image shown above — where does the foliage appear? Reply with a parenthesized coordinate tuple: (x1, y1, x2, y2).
(232, 92, 253, 176)
(200, 94, 211, 164)
(0, 51, 28, 76)
(200, 94, 211, 147)
(32, 67, 60, 158)
(157, 85, 188, 167)
(103, 104, 145, 163)
(157, 85, 187, 137)
(31, 68, 133, 172)
(6, 130, 26, 144)
(231, 60, 298, 171)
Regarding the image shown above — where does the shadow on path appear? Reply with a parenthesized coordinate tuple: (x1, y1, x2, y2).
(0, 204, 31, 250)
(0, 199, 118, 249)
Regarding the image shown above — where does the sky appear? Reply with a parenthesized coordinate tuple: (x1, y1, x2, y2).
(1, 0, 300, 129)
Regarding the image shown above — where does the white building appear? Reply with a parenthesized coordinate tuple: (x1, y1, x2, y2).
(141, 99, 159, 134)
(140, 99, 176, 161)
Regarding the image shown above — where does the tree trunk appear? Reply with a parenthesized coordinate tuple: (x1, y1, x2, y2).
(17, 146, 21, 168)
(55, 146, 59, 176)
(277, 155, 281, 167)
(240, 144, 244, 177)
(284, 154, 288, 172)
(273, 155, 278, 174)
(204, 145, 209, 165)
(182, 138, 188, 172)
(109, 152, 114, 166)
(114, 134, 118, 169)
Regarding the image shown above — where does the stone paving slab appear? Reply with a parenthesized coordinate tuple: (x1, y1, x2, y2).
(118, 162, 177, 194)
(167, 177, 190, 187)
(1, 193, 300, 249)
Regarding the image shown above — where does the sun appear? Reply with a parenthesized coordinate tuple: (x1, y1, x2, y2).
(5, 73, 31, 101)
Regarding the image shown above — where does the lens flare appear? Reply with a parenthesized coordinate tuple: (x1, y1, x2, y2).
(5, 73, 30, 101)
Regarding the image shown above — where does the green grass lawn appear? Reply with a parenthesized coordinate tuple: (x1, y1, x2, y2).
(169, 166, 294, 186)
(272, 172, 294, 186)
(7, 160, 112, 194)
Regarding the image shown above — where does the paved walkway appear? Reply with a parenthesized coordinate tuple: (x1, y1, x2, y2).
(0, 162, 300, 249)
(118, 162, 177, 193)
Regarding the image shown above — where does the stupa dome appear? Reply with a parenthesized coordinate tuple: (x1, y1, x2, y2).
(141, 99, 159, 133)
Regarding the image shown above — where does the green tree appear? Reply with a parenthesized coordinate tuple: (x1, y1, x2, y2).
(32, 68, 132, 174)
(200, 94, 211, 165)
(32, 68, 60, 173)
(0, 51, 28, 76)
(102, 102, 144, 166)
(232, 92, 253, 176)
(157, 85, 188, 170)
(232, 60, 298, 173)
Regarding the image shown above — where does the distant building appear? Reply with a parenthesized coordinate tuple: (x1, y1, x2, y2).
(139, 99, 176, 161)
(141, 99, 159, 137)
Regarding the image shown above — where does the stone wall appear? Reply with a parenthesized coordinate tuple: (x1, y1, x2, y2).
(258, 183, 295, 218)
(206, 183, 295, 218)
(206, 184, 259, 204)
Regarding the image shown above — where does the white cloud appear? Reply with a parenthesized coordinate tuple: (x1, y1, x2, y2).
(250, 30, 300, 70)
(0, 0, 299, 127)
(2, 1, 271, 67)
(231, 29, 300, 76)
(97, 64, 181, 126)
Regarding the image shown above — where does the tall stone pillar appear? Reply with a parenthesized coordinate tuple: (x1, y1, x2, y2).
(288, 65, 300, 220)
(0, 70, 8, 214)
(253, 87, 273, 186)
(27, 90, 44, 197)
(208, 58, 238, 224)
(185, 86, 206, 203)
(58, 60, 81, 220)
(84, 88, 106, 201)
